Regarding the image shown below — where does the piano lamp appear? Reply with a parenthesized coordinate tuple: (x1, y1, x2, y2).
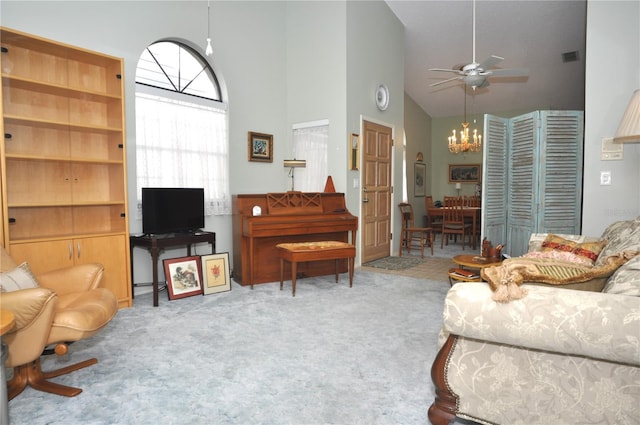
(284, 159, 306, 191)
(613, 89, 640, 143)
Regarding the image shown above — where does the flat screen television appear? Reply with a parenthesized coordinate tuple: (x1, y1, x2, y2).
(142, 187, 205, 235)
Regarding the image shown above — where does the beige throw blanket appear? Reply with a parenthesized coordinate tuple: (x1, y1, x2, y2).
(480, 251, 637, 302)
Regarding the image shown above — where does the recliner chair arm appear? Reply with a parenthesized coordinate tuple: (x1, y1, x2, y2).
(37, 263, 105, 295)
(0, 287, 58, 367)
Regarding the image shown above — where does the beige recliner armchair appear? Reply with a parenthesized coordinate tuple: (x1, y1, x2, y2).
(0, 247, 118, 399)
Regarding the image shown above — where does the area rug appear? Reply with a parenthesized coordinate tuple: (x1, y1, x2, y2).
(7, 270, 452, 425)
(363, 255, 423, 270)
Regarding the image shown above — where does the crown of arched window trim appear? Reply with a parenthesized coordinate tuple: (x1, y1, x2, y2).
(135, 40, 221, 102)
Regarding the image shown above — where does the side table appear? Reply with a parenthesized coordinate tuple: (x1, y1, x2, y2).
(1, 310, 15, 425)
(130, 232, 216, 306)
(448, 254, 502, 286)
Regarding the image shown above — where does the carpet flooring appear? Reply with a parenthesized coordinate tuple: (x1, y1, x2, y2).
(7, 269, 455, 425)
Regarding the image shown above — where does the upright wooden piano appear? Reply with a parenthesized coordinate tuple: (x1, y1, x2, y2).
(232, 191, 358, 286)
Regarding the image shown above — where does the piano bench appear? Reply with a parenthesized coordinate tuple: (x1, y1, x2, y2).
(276, 241, 356, 297)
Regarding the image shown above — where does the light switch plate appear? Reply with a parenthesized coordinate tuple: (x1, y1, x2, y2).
(600, 171, 612, 185)
(601, 137, 623, 160)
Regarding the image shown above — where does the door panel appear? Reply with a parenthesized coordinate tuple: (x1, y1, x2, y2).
(507, 112, 538, 257)
(483, 111, 584, 257)
(361, 120, 392, 263)
(537, 111, 584, 235)
(482, 115, 508, 247)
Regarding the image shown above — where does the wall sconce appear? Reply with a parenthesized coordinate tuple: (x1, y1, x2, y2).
(284, 159, 306, 191)
(614, 89, 640, 143)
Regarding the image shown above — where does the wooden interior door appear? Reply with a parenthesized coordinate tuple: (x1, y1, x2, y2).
(361, 120, 393, 263)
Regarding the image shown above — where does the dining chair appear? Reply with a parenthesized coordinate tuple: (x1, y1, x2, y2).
(462, 196, 481, 244)
(441, 196, 473, 250)
(398, 202, 434, 257)
(464, 196, 481, 207)
(425, 196, 443, 234)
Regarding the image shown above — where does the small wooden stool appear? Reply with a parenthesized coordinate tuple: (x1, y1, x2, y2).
(276, 241, 356, 296)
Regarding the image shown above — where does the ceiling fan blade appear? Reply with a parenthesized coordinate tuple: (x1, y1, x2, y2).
(477, 55, 504, 71)
(488, 68, 529, 77)
(429, 76, 461, 87)
(428, 68, 462, 74)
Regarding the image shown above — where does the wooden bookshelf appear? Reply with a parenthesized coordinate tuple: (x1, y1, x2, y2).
(0, 27, 131, 308)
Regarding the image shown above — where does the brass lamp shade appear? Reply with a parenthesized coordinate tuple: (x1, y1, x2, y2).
(284, 159, 306, 191)
(614, 89, 640, 143)
(283, 159, 306, 168)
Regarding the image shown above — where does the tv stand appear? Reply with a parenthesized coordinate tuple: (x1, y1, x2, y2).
(130, 231, 216, 306)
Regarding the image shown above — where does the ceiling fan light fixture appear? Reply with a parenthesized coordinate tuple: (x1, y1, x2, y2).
(205, 0, 213, 57)
(429, 0, 528, 89)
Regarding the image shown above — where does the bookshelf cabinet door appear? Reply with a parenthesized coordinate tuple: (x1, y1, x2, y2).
(9, 240, 75, 275)
(75, 234, 131, 308)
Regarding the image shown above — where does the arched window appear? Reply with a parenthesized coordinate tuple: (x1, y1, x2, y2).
(135, 40, 230, 216)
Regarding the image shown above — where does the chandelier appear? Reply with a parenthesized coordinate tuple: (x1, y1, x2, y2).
(448, 89, 482, 153)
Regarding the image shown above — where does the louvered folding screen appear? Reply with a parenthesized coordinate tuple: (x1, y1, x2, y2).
(482, 111, 584, 257)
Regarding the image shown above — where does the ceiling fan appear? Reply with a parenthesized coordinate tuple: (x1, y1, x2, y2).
(429, 0, 529, 89)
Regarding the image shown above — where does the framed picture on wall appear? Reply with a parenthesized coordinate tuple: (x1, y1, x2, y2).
(414, 162, 426, 197)
(349, 133, 360, 170)
(448, 164, 481, 183)
(248, 131, 273, 162)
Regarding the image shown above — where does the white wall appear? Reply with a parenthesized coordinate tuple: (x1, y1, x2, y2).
(285, 1, 348, 193)
(583, 0, 640, 234)
(346, 0, 405, 256)
(404, 94, 432, 222)
(0, 1, 290, 287)
(0, 0, 405, 284)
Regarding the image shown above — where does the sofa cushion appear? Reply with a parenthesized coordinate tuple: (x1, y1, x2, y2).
(596, 218, 640, 267)
(603, 255, 640, 296)
(0, 262, 39, 293)
(540, 233, 607, 265)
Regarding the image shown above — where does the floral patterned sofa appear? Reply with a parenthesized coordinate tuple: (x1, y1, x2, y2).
(428, 217, 640, 425)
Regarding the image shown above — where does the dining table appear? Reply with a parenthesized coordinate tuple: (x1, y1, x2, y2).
(426, 207, 481, 250)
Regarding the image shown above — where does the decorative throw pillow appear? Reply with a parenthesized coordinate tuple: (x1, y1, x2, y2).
(523, 250, 595, 267)
(527, 233, 594, 253)
(541, 234, 607, 266)
(596, 219, 640, 267)
(602, 255, 640, 296)
(0, 262, 39, 292)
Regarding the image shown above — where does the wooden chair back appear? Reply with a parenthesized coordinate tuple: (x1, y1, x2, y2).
(442, 196, 465, 224)
(398, 202, 434, 257)
(398, 202, 417, 228)
(425, 195, 435, 209)
(464, 196, 481, 208)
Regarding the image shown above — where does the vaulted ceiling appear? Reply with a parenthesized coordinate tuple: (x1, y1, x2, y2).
(385, 0, 587, 118)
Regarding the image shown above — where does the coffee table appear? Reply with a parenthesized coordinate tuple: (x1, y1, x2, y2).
(448, 254, 502, 286)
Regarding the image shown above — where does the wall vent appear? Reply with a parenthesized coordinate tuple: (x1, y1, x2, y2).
(562, 51, 580, 63)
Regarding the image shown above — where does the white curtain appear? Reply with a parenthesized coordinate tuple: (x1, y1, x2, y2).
(135, 91, 230, 215)
(292, 123, 329, 192)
